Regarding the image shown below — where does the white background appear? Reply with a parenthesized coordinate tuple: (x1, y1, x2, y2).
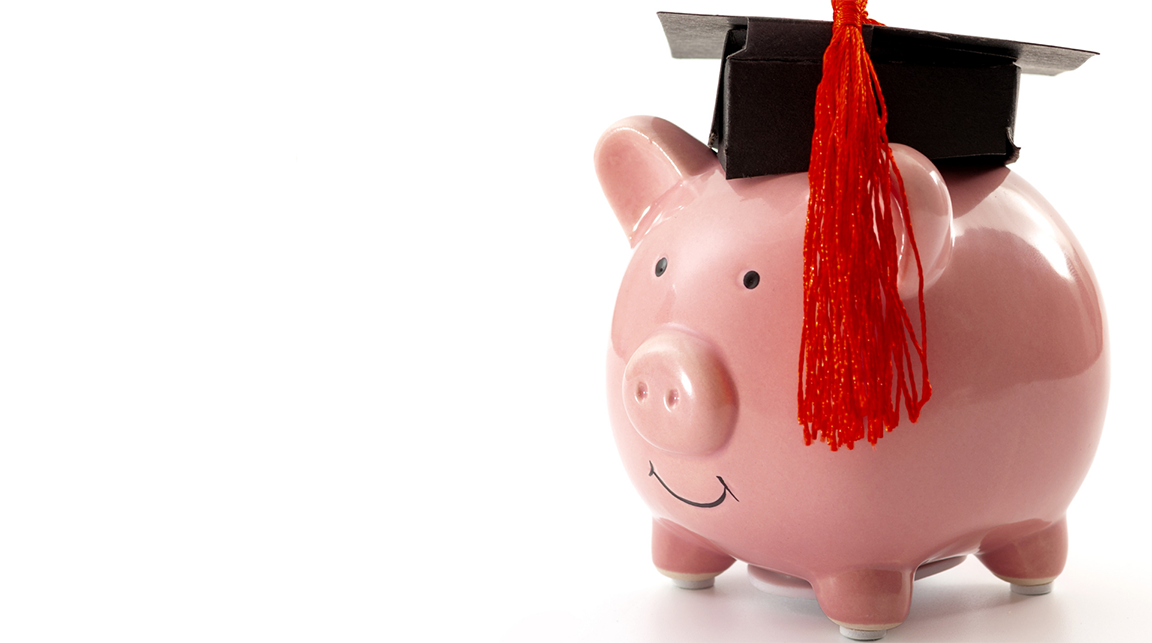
(0, 1, 1148, 641)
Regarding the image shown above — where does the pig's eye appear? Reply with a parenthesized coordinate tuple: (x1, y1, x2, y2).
(743, 270, 760, 289)
(655, 257, 668, 277)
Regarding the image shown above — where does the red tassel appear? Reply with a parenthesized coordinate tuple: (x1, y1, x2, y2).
(798, 0, 931, 450)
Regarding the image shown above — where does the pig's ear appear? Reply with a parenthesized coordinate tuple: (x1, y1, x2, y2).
(890, 144, 954, 299)
(595, 116, 718, 246)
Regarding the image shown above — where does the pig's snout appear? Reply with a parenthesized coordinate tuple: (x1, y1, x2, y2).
(622, 330, 737, 455)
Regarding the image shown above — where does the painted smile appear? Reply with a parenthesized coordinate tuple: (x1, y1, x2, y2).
(648, 461, 738, 508)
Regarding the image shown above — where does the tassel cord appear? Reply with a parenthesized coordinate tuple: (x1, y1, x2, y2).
(799, 0, 931, 450)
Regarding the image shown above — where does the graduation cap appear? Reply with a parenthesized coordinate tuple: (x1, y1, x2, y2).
(649, 4, 1095, 451)
(658, 11, 1096, 178)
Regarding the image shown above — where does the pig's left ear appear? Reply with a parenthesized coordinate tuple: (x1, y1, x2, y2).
(890, 144, 954, 299)
(595, 116, 718, 247)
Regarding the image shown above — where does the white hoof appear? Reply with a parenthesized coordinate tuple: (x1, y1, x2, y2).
(839, 626, 886, 640)
(672, 577, 714, 590)
(1011, 582, 1053, 596)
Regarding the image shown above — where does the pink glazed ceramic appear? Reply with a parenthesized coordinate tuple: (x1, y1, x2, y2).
(595, 116, 1108, 640)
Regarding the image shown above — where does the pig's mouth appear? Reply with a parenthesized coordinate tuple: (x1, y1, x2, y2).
(648, 461, 738, 508)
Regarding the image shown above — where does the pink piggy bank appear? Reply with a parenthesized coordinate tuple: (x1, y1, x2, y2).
(595, 116, 1108, 640)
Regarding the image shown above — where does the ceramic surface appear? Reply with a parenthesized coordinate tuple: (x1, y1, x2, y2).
(595, 116, 1108, 637)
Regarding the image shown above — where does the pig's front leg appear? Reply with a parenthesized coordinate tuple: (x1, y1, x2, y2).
(651, 518, 735, 589)
(811, 568, 915, 640)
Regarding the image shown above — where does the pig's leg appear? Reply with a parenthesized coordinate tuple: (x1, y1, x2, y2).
(651, 518, 735, 589)
(977, 517, 1067, 595)
(811, 568, 914, 640)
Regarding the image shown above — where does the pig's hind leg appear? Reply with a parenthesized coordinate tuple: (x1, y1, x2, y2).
(651, 518, 735, 589)
(976, 517, 1067, 595)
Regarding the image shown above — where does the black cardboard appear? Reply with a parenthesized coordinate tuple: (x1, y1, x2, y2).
(659, 12, 1096, 178)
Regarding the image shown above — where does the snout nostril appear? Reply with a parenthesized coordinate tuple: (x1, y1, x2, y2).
(665, 389, 680, 410)
(635, 382, 648, 402)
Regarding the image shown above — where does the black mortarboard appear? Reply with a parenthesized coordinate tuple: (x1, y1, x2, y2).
(658, 12, 1096, 178)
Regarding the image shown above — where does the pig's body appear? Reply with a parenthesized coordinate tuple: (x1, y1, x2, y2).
(597, 117, 1107, 638)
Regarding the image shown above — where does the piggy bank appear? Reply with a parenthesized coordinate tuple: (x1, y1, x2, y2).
(595, 116, 1108, 640)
